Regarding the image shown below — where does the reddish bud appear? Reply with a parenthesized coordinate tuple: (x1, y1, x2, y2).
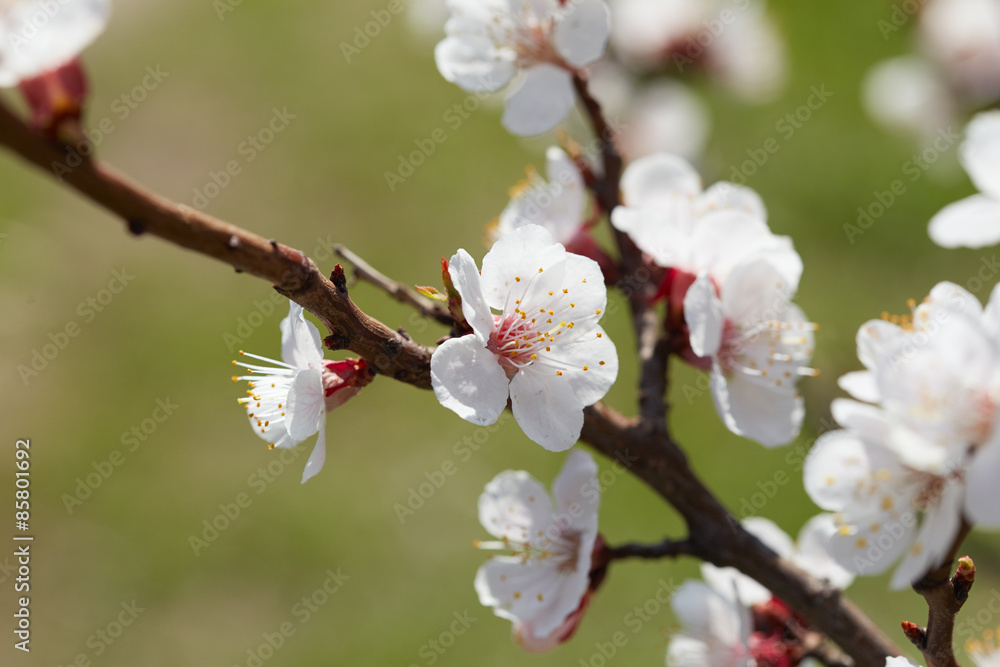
(19, 59, 89, 141)
(901, 620, 927, 649)
(321, 358, 373, 411)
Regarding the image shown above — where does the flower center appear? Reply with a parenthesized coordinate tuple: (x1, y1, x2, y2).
(485, 265, 606, 378)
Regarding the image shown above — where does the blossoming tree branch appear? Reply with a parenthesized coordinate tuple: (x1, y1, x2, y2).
(5, 0, 1000, 666)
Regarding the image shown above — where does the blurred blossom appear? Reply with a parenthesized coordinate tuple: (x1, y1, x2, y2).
(431, 225, 618, 452)
(611, 153, 812, 446)
(435, 0, 612, 135)
(862, 56, 955, 144)
(929, 111, 1000, 248)
(494, 147, 588, 245)
(233, 303, 372, 483)
(967, 626, 1000, 666)
(920, 0, 1000, 106)
(622, 79, 710, 162)
(474, 450, 600, 648)
(805, 281, 1000, 588)
(886, 658, 920, 666)
(705, 2, 787, 103)
(609, 0, 787, 103)
(492, 147, 617, 280)
(667, 580, 754, 667)
(609, 0, 705, 69)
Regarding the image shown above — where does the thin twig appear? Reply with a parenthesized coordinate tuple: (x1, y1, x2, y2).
(334, 244, 452, 327)
(905, 523, 974, 667)
(606, 537, 694, 561)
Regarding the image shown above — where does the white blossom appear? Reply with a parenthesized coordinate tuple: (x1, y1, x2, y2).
(474, 450, 600, 642)
(431, 224, 618, 451)
(233, 303, 371, 483)
(666, 580, 754, 667)
(435, 0, 611, 135)
(804, 281, 1000, 587)
(494, 147, 587, 245)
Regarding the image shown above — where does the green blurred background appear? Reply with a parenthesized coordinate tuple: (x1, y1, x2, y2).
(2, 0, 999, 664)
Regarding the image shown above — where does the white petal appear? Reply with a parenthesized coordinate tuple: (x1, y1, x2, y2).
(552, 450, 600, 534)
(928, 194, 1000, 248)
(838, 371, 880, 403)
(982, 281, 1000, 338)
(700, 563, 771, 607)
(743, 517, 795, 558)
(966, 428, 1000, 527)
(666, 636, 710, 667)
(794, 514, 855, 589)
(480, 224, 565, 310)
(509, 367, 585, 451)
(961, 110, 1000, 200)
(285, 368, 325, 441)
(552, 0, 611, 68)
(890, 481, 963, 589)
(609, 205, 693, 267)
(448, 248, 496, 343)
(719, 257, 792, 327)
(710, 364, 803, 447)
(885, 658, 920, 667)
(696, 183, 767, 221)
(828, 509, 914, 578)
(618, 152, 701, 210)
(434, 23, 515, 92)
(670, 580, 750, 654)
(502, 64, 576, 136)
(542, 325, 618, 405)
(474, 556, 588, 638)
(0, 0, 110, 82)
(802, 430, 874, 512)
(431, 335, 510, 425)
(478, 469, 555, 541)
(855, 319, 904, 370)
(281, 302, 324, 369)
(684, 273, 723, 358)
(300, 420, 327, 484)
(690, 211, 801, 288)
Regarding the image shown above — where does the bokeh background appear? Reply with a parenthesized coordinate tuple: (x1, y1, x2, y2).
(1, 0, 999, 665)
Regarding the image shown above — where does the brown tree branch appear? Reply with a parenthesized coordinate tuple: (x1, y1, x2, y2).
(0, 98, 901, 666)
(0, 101, 432, 387)
(606, 537, 695, 562)
(904, 524, 975, 667)
(333, 244, 453, 327)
